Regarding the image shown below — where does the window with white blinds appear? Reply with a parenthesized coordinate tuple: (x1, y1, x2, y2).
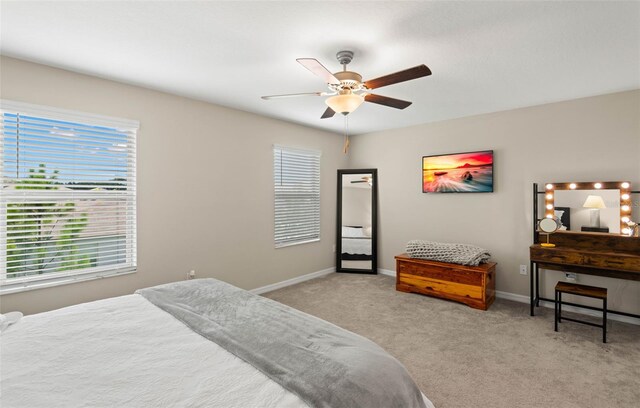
(0, 100, 137, 293)
(273, 145, 321, 248)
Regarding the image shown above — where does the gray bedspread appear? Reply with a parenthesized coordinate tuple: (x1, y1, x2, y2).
(136, 279, 426, 408)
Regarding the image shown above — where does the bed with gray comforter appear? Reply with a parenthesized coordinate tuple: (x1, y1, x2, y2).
(137, 278, 428, 408)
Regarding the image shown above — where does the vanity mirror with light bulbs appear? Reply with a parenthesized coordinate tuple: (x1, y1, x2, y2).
(529, 181, 640, 319)
(539, 181, 634, 236)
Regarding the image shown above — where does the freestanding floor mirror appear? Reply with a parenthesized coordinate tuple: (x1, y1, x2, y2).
(336, 169, 378, 274)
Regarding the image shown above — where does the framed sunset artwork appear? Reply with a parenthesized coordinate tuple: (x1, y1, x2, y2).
(422, 150, 494, 193)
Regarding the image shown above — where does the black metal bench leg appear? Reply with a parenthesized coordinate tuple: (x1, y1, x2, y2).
(603, 298, 607, 344)
(558, 292, 562, 323)
(530, 261, 535, 316)
(554, 290, 559, 332)
(535, 263, 540, 307)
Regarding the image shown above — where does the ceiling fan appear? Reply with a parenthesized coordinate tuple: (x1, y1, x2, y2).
(261, 50, 432, 119)
(351, 176, 372, 184)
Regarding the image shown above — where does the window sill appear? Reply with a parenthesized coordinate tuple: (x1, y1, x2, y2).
(0, 268, 137, 295)
(275, 238, 321, 249)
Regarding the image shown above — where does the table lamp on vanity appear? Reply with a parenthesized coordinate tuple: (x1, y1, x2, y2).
(583, 195, 606, 228)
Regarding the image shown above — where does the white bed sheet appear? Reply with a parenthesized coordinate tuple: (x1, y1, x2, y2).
(342, 237, 372, 255)
(1, 294, 434, 408)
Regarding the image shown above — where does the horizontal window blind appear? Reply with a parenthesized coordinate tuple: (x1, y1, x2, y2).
(274, 145, 321, 248)
(0, 100, 138, 292)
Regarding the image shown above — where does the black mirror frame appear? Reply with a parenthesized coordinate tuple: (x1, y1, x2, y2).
(336, 169, 378, 274)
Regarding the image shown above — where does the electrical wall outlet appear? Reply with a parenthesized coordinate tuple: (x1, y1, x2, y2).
(188, 270, 196, 280)
(519, 265, 528, 275)
(565, 273, 577, 283)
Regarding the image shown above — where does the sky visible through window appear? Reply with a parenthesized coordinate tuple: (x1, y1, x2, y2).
(2, 110, 135, 281)
(2, 112, 129, 186)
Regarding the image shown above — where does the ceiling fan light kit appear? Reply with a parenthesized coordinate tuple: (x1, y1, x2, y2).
(262, 50, 432, 119)
(325, 90, 364, 115)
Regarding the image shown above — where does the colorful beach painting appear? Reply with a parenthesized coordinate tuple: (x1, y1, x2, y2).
(422, 150, 494, 193)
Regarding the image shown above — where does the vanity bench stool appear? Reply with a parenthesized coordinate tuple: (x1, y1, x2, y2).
(554, 282, 608, 343)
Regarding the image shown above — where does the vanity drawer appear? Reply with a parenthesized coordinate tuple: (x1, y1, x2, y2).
(530, 247, 586, 265)
(531, 247, 640, 272)
(581, 253, 640, 271)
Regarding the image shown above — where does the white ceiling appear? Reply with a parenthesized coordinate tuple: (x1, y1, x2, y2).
(1, 1, 639, 135)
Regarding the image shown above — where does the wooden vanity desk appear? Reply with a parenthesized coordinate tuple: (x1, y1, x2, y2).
(529, 231, 640, 318)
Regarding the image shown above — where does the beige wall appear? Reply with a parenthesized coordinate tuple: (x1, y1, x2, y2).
(348, 90, 640, 314)
(0, 56, 347, 314)
(2, 56, 638, 316)
(342, 186, 372, 228)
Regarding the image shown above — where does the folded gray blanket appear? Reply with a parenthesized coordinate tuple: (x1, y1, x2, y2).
(406, 240, 491, 266)
(137, 279, 426, 408)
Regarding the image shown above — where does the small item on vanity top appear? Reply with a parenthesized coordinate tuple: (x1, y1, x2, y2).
(538, 217, 560, 247)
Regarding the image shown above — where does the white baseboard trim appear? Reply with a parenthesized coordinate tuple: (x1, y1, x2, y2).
(378, 268, 396, 277)
(378, 268, 639, 326)
(493, 290, 527, 303)
(495, 290, 640, 326)
(250, 267, 335, 295)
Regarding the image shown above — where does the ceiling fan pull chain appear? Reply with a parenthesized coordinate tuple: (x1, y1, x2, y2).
(343, 116, 350, 154)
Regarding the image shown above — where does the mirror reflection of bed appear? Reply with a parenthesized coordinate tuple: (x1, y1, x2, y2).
(341, 226, 372, 269)
(337, 170, 377, 273)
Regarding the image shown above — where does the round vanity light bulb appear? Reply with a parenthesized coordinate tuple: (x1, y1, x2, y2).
(545, 184, 554, 190)
(621, 216, 630, 223)
(621, 182, 630, 189)
(621, 205, 630, 212)
(546, 194, 553, 200)
(546, 214, 553, 219)
(569, 183, 577, 189)
(622, 193, 630, 200)
(594, 183, 602, 189)
(546, 204, 553, 210)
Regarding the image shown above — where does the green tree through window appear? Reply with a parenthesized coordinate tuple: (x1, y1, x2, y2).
(1, 105, 137, 289)
(7, 164, 90, 277)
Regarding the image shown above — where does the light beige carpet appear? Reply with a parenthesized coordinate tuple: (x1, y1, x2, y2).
(264, 273, 640, 408)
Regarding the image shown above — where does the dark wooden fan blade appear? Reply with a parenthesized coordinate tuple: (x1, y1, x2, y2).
(364, 65, 431, 90)
(321, 107, 336, 119)
(261, 92, 323, 100)
(297, 58, 341, 85)
(364, 94, 412, 109)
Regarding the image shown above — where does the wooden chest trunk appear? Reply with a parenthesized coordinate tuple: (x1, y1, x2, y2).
(395, 253, 496, 310)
